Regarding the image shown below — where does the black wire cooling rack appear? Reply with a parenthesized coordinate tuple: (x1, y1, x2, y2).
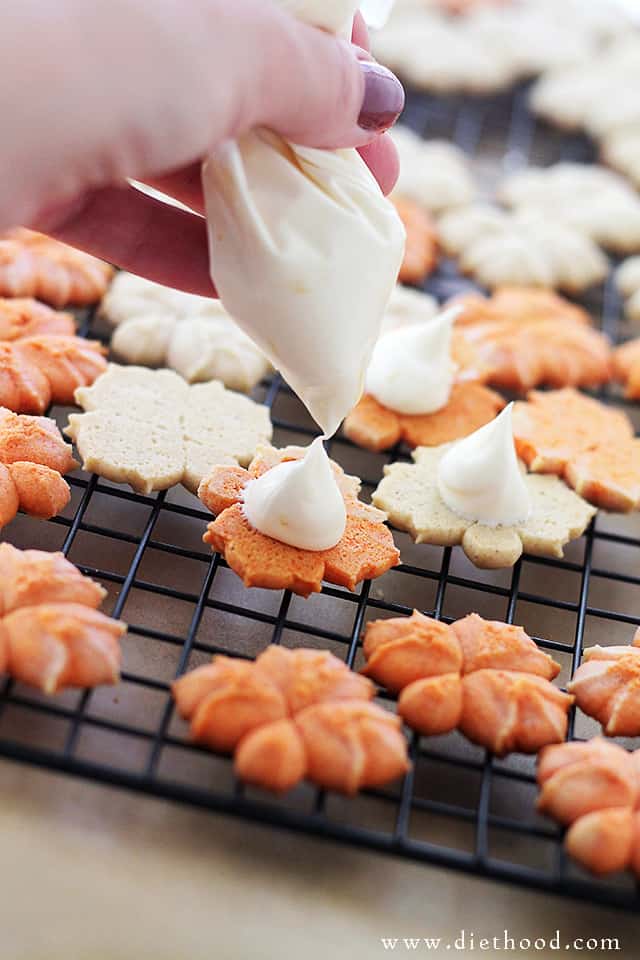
(2, 84, 640, 911)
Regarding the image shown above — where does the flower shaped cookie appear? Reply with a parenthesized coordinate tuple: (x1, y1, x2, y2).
(512, 388, 640, 512)
(173, 645, 409, 794)
(100, 272, 271, 392)
(0, 228, 114, 307)
(198, 444, 400, 597)
(438, 205, 608, 294)
(530, 38, 640, 192)
(615, 256, 640, 324)
(0, 543, 125, 693)
(568, 630, 640, 737)
(537, 738, 640, 878)
(65, 365, 272, 495)
(391, 197, 439, 285)
(0, 407, 77, 526)
(361, 611, 572, 755)
(372, 443, 596, 569)
(0, 335, 107, 414)
(0, 298, 76, 340)
(452, 288, 612, 392)
(500, 163, 640, 256)
(613, 338, 640, 399)
(344, 383, 505, 453)
(390, 127, 476, 212)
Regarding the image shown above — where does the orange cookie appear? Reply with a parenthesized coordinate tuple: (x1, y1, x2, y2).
(0, 407, 77, 527)
(0, 544, 124, 693)
(173, 645, 409, 794)
(537, 738, 640, 878)
(451, 288, 611, 392)
(0, 228, 114, 307)
(0, 298, 75, 340)
(0, 335, 107, 414)
(568, 629, 640, 737)
(513, 388, 640, 512)
(392, 196, 439, 285)
(361, 611, 570, 756)
(343, 381, 505, 452)
(613, 338, 640, 399)
(198, 445, 400, 598)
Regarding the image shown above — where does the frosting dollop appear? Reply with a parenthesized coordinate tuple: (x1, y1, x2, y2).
(242, 438, 347, 551)
(366, 305, 461, 414)
(437, 403, 531, 527)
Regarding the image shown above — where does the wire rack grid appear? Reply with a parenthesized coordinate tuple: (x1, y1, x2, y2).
(1, 84, 640, 911)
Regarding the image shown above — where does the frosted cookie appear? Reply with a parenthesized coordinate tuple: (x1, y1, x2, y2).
(512, 388, 640, 512)
(452, 288, 612, 392)
(537, 739, 640, 878)
(568, 629, 640, 738)
(391, 197, 439, 284)
(0, 299, 75, 340)
(380, 284, 439, 336)
(0, 543, 124, 693)
(613, 338, 640, 399)
(65, 365, 272, 495)
(0, 335, 107, 414)
(499, 163, 640, 256)
(100, 272, 271, 392)
(438, 205, 607, 293)
(0, 407, 76, 527)
(198, 443, 400, 597)
(372, 404, 596, 569)
(173, 646, 409, 794)
(344, 304, 503, 452)
(390, 127, 475, 213)
(361, 611, 571, 755)
(615, 257, 640, 324)
(0, 229, 113, 307)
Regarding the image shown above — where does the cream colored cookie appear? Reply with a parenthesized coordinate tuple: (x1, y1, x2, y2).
(372, 445, 596, 569)
(439, 205, 607, 293)
(374, 0, 629, 96)
(603, 128, 640, 193)
(100, 272, 271, 392)
(499, 163, 640, 255)
(390, 127, 475, 212)
(528, 36, 640, 228)
(616, 257, 640, 324)
(372, 8, 516, 95)
(66, 365, 272, 495)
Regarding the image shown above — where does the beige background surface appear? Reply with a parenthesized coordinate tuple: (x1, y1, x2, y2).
(1, 757, 638, 960)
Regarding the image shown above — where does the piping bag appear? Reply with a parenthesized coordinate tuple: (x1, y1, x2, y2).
(201, 0, 404, 438)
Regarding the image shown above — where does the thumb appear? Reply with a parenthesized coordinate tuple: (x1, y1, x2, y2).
(235, 5, 405, 149)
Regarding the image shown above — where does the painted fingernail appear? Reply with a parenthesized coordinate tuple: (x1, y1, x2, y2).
(358, 62, 405, 133)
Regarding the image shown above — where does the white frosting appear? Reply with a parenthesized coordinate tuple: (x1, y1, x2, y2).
(242, 438, 346, 551)
(366, 305, 461, 415)
(437, 403, 531, 527)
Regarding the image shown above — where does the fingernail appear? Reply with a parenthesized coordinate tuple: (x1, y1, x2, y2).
(358, 62, 405, 133)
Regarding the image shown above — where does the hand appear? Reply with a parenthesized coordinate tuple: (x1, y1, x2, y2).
(1, 1, 403, 295)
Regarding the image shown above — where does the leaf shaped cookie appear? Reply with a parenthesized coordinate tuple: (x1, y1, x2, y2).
(66, 365, 272, 495)
(198, 444, 400, 597)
